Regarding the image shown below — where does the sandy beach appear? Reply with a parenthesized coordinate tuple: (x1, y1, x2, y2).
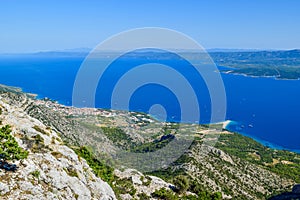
(221, 120, 233, 129)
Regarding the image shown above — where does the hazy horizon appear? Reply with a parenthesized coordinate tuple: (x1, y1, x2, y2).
(0, 47, 299, 55)
(1, 1, 300, 53)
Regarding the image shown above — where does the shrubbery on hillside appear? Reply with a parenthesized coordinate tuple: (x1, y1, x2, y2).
(0, 125, 28, 161)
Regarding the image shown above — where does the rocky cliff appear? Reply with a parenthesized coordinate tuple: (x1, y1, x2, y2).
(0, 86, 116, 200)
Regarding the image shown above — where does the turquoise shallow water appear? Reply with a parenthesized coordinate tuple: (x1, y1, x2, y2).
(0, 54, 299, 151)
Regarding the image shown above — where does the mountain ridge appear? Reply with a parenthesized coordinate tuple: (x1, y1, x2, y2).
(0, 85, 299, 199)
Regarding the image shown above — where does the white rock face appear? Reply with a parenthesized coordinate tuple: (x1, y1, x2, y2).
(114, 168, 175, 199)
(0, 96, 116, 200)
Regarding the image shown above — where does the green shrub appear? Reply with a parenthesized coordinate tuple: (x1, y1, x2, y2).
(30, 170, 40, 178)
(101, 127, 133, 149)
(173, 175, 189, 194)
(143, 176, 151, 186)
(131, 134, 175, 153)
(113, 177, 136, 196)
(138, 192, 150, 200)
(0, 125, 28, 160)
(152, 188, 178, 200)
(73, 146, 114, 184)
(211, 192, 222, 200)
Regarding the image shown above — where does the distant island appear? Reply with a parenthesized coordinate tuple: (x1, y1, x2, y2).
(2, 49, 299, 80)
(210, 49, 300, 80)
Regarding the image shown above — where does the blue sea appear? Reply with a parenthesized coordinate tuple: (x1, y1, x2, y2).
(0, 54, 299, 152)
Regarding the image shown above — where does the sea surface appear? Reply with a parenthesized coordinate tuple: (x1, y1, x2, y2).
(0, 54, 299, 152)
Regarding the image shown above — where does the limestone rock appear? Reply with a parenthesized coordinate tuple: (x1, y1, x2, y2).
(0, 93, 116, 200)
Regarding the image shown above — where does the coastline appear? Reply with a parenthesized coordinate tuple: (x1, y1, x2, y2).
(1, 83, 299, 154)
(221, 120, 233, 129)
(224, 120, 300, 154)
(220, 70, 300, 81)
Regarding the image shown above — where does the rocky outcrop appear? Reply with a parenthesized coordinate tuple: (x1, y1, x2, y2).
(180, 143, 294, 199)
(114, 168, 175, 199)
(0, 92, 116, 200)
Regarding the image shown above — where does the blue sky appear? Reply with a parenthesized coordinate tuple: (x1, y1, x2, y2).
(1, 0, 300, 53)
